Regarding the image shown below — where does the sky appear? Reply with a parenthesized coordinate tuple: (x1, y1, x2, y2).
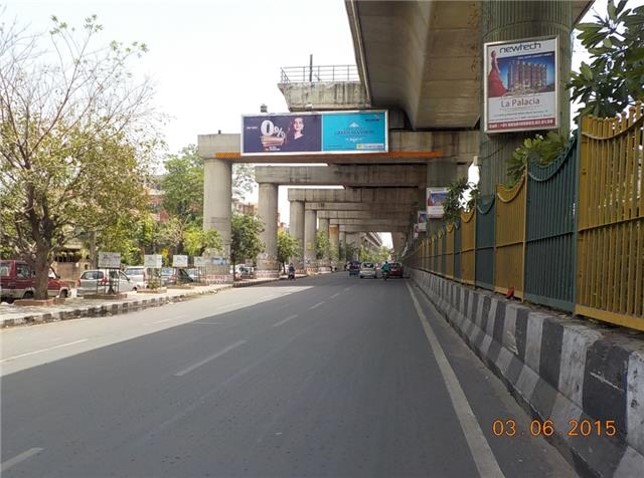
(2, 0, 638, 249)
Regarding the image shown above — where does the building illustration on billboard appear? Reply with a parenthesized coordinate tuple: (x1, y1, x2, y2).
(241, 110, 387, 155)
(484, 36, 558, 133)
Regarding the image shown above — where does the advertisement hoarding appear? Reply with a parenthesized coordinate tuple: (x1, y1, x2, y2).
(427, 188, 449, 219)
(484, 36, 558, 133)
(241, 110, 387, 155)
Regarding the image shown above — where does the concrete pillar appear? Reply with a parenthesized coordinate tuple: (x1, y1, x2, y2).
(304, 208, 317, 270)
(426, 160, 458, 236)
(289, 200, 305, 271)
(339, 230, 347, 262)
(257, 183, 279, 278)
(203, 158, 232, 282)
(478, 0, 572, 195)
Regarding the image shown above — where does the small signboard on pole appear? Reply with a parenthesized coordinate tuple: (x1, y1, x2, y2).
(193, 256, 206, 267)
(144, 254, 163, 269)
(173, 255, 188, 268)
(98, 252, 121, 269)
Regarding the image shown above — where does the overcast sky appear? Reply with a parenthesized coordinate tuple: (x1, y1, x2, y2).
(3, 0, 637, 247)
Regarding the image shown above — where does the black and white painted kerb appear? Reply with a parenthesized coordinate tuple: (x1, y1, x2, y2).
(411, 269, 644, 478)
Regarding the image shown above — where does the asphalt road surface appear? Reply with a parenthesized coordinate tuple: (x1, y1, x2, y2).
(1, 273, 576, 477)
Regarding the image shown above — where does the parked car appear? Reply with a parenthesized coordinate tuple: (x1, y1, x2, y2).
(347, 260, 361, 277)
(123, 266, 149, 289)
(230, 264, 253, 279)
(359, 262, 377, 279)
(0, 260, 70, 301)
(160, 267, 194, 285)
(76, 269, 137, 296)
(389, 262, 404, 278)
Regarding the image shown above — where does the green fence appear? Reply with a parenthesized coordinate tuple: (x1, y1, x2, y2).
(475, 195, 495, 290)
(525, 135, 578, 312)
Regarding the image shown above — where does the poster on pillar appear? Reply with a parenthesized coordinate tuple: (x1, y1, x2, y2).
(426, 188, 449, 218)
(484, 36, 558, 133)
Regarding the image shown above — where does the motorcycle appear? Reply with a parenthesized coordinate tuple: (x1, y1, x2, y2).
(382, 270, 390, 281)
(288, 269, 296, 280)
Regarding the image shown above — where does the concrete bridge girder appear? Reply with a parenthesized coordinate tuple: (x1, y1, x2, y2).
(255, 164, 427, 188)
(287, 187, 423, 204)
(331, 219, 409, 227)
(305, 202, 416, 211)
(317, 210, 411, 220)
(340, 224, 408, 233)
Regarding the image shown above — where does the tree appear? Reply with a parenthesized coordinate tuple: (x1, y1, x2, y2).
(162, 145, 203, 223)
(315, 231, 331, 260)
(277, 230, 299, 273)
(232, 163, 255, 201)
(443, 177, 479, 225)
(230, 213, 264, 277)
(505, 131, 567, 187)
(568, 0, 644, 119)
(0, 16, 161, 298)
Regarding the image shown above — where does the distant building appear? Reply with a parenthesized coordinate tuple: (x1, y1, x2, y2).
(232, 199, 257, 216)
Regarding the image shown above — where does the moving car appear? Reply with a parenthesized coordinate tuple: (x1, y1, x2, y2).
(76, 269, 137, 296)
(0, 260, 70, 301)
(389, 262, 404, 278)
(347, 260, 361, 277)
(359, 262, 377, 279)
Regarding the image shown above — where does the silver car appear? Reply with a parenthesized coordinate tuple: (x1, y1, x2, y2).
(123, 266, 149, 289)
(77, 269, 137, 296)
(359, 262, 377, 279)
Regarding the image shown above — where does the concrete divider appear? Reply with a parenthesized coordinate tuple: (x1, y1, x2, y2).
(410, 268, 644, 478)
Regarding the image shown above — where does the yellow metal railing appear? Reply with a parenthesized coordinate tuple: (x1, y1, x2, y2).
(577, 103, 644, 330)
(446, 224, 455, 279)
(495, 175, 527, 299)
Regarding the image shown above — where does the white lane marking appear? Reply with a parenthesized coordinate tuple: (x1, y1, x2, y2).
(405, 283, 505, 478)
(343, 287, 352, 292)
(272, 314, 299, 328)
(174, 340, 247, 377)
(309, 301, 324, 310)
(330, 292, 341, 299)
(0, 447, 44, 472)
(0, 339, 88, 363)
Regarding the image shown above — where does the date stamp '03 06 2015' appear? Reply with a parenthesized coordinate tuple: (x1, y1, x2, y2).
(492, 419, 618, 438)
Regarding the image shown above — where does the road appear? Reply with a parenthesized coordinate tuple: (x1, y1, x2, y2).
(1, 273, 576, 477)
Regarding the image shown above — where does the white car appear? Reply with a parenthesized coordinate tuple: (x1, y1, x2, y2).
(359, 262, 377, 279)
(123, 266, 149, 289)
(77, 269, 137, 296)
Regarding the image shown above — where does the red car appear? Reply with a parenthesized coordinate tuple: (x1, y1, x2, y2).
(0, 260, 70, 301)
(388, 262, 404, 278)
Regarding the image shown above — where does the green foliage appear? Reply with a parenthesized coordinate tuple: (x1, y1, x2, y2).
(184, 227, 222, 257)
(506, 131, 567, 186)
(232, 163, 256, 201)
(0, 15, 160, 297)
(97, 213, 156, 265)
(162, 145, 203, 223)
(341, 242, 359, 262)
(230, 213, 264, 267)
(568, 0, 644, 119)
(443, 177, 479, 225)
(357, 245, 390, 263)
(315, 231, 331, 260)
(277, 230, 299, 269)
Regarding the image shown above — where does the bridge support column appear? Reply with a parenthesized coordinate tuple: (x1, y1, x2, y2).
(203, 158, 232, 283)
(304, 209, 317, 273)
(478, 0, 572, 195)
(257, 183, 279, 278)
(339, 230, 347, 262)
(289, 200, 305, 273)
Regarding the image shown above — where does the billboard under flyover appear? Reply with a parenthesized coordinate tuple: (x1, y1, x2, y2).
(241, 110, 387, 155)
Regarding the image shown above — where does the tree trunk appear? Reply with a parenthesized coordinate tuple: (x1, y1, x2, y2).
(34, 246, 50, 300)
